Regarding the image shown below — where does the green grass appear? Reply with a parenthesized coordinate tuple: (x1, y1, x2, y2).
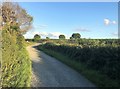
(25, 41, 36, 47)
(38, 46, 119, 88)
(2, 29, 31, 87)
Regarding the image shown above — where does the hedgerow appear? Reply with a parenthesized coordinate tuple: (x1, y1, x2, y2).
(1, 2, 32, 87)
(2, 29, 31, 87)
(39, 42, 120, 87)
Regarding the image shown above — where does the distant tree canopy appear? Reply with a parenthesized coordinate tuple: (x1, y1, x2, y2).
(71, 33, 81, 39)
(70, 37, 73, 40)
(34, 34, 41, 42)
(1, 2, 33, 34)
(46, 37, 50, 40)
(59, 35, 65, 39)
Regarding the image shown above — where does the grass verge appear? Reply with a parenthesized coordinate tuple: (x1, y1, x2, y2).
(2, 29, 31, 87)
(38, 46, 119, 88)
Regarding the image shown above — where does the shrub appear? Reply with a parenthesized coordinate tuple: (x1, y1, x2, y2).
(39, 42, 119, 82)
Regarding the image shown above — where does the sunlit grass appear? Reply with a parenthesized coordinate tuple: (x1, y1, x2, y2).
(2, 29, 31, 87)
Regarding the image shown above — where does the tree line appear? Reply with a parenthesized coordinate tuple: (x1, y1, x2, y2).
(33, 33, 81, 42)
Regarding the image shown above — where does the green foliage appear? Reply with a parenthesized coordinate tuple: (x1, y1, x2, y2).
(2, 29, 31, 87)
(1, 2, 32, 87)
(34, 34, 41, 42)
(38, 47, 119, 87)
(46, 37, 50, 40)
(59, 35, 65, 40)
(70, 37, 73, 39)
(71, 33, 81, 39)
(2, 2, 33, 34)
(10, 24, 20, 31)
(38, 42, 119, 87)
(25, 39, 34, 42)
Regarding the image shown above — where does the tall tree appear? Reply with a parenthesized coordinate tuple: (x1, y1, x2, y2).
(46, 37, 50, 40)
(59, 35, 65, 40)
(34, 34, 41, 42)
(1, 2, 33, 34)
(72, 33, 81, 39)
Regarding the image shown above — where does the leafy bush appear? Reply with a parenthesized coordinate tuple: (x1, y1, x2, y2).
(39, 42, 119, 86)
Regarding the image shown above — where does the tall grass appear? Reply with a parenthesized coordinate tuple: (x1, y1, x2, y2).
(2, 29, 31, 87)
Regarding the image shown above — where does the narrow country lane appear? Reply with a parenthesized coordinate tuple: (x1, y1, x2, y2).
(26, 44, 96, 87)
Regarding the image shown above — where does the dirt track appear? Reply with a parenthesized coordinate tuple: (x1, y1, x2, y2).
(27, 44, 96, 87)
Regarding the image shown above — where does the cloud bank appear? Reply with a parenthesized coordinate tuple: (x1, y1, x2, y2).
(111, 32, 118, 36)
(32, 31, 66, 38)
(104, 19, 117, 25)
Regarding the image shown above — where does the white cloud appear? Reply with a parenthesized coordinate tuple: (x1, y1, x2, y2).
(39, 24, 48, 28)
(32, 31, 66, 39)
(39, 32, 62, 37)
(74, 28, 90, 32)
(39, 32, 48, 36)
(104, 19, 110, 25)
(49, 32, 62, 37)
(111, 32, 118, 36)
(112, 21, 117, 24)
(32, 31, 40, 35)
(33, 24, 48, 30)
(104, 19, 117, 25)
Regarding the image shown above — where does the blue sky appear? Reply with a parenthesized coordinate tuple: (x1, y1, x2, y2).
(19, 2, 118, 39)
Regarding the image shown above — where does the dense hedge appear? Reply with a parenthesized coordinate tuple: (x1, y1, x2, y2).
(39, 42, 120, 85)
(2, 29, 31, 87)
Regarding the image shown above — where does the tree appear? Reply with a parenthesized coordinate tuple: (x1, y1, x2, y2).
(59, 35, 65, 40)
(34, 34, 41, 42)
(72, 33, 81, 39)
(70, 37, 73, 40)
(1, 2, 33, 34)
(46, 37, 50, 40)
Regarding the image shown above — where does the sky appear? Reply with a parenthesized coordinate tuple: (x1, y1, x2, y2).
(19, 2, 118, 39)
